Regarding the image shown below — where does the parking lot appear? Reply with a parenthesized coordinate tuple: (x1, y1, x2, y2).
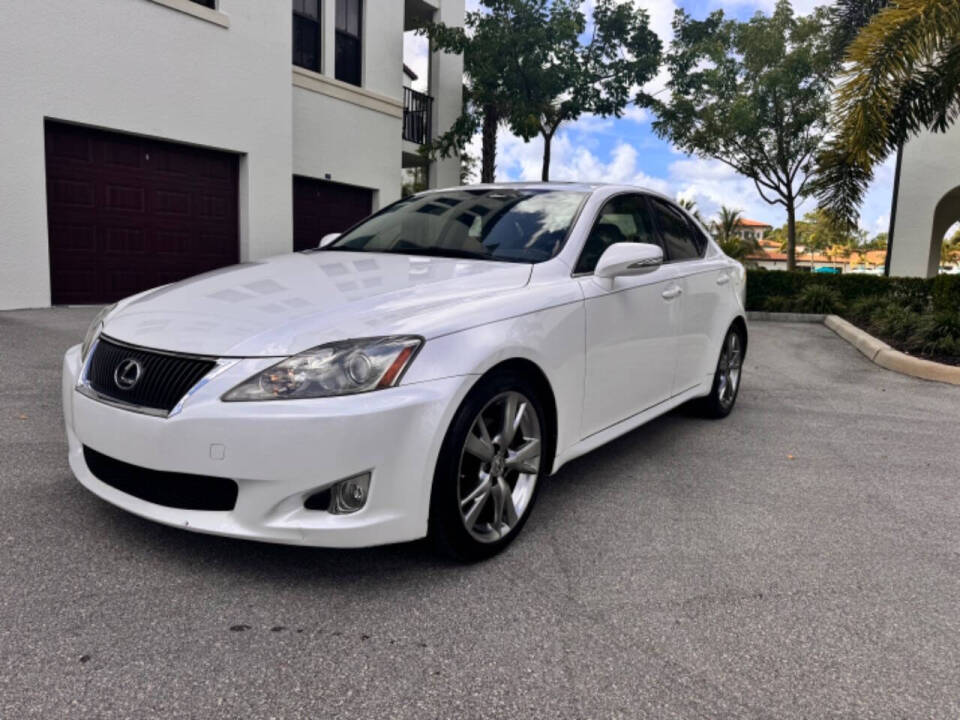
(2, 308, 959, 719)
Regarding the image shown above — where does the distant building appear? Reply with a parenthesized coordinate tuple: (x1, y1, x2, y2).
(733, 218, 772, 243)
(746, 245, 887, 273)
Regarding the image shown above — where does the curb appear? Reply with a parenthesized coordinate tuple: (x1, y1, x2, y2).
(747, 311, 825, 323)
(824, 315, 960, 386)
(750, 312, 960, 386)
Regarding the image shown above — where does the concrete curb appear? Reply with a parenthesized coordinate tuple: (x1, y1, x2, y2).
(823, 314, 960, 386)
(747, 311, 825, 323)
(750, 312, 960, 386)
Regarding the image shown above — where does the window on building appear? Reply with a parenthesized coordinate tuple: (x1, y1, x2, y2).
(293, 0, 321, 72)
(190, 0, 216, 7)
(335, 0, 362, 86)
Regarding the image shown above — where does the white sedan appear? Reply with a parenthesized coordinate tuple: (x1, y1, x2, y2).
(63, 183, 747, 560)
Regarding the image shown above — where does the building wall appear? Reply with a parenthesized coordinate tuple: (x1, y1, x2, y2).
(0, 0, 463, 309)
(0, 0, 294, 309)
(889, 122, 960, 277)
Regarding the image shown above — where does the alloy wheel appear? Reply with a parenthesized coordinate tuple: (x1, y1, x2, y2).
(717, 331, 743, 409)
(457, 391, 542, 544)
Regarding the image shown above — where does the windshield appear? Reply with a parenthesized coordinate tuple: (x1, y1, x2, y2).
(326, 188, 587, 263)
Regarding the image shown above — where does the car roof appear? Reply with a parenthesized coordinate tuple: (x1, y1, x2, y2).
(420, 182, 674, 201)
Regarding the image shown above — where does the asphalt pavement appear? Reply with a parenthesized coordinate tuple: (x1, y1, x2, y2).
(2, 308, 959, 719)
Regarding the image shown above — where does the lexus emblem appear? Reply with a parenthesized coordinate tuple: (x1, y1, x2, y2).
(114, 358, 143, 391)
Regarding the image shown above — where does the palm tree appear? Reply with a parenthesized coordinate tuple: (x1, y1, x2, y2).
(678, 197, 705, 225)
(816, 0, 960, 228)
(712, 206, 759, 262)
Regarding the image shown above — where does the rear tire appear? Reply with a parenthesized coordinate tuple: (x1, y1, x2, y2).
(429, 370, 551, 562)
(698, 325, 745, 419)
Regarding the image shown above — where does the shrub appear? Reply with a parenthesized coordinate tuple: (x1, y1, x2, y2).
(847, 295, 883, 325)
(932, 275, 960, 314)
(869, 302, 921, 343)
(762, 295, 790, 312)
(794, 285, 844, 314)
(910, 311, 960, 357)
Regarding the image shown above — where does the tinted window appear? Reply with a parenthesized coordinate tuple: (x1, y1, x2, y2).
(328, 189, 587, 263)
(574, 194, 660, 274)
(335, 0, 362, 86)
(649, 198, 705, 261)
(293, 0, 321, 71)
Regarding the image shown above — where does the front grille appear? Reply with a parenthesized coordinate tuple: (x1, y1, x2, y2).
(83, 446, 238, 511)
(86, 336, 217, 413)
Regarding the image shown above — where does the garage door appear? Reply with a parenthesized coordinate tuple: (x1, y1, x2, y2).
(45, 120, 239, 305)
(293, 176, 373, 252)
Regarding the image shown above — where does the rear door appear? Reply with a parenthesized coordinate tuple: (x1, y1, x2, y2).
(578, 194, 684, 438)
(647, 197, 729, 393)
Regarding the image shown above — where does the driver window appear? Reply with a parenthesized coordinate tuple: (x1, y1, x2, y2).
(574, 194, 660, 274)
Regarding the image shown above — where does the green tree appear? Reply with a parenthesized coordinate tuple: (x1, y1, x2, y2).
(863, 231, 888, 251)
(712, 206, 760, 261)
(651, 1, 835, 270)
(816, 0, 960, 229)
(421, 0, 661, 182)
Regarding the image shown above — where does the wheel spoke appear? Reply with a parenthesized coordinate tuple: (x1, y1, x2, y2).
(465, 418, 495, 461)
(498, 477, 518, 527)
(506, 438, 540, 474)
(463, 483, 491, 528)
(461, 475, 492, 508)
(499, 394, 521, 448)
(490, 479, 505, 531)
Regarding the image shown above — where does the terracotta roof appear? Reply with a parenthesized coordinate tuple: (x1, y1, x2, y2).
(735, 218, 773, 229)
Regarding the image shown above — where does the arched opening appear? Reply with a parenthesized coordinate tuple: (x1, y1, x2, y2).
(931, 187, 960, 275)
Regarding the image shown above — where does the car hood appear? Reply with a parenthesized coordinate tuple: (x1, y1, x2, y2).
(101, 252, 533, 357)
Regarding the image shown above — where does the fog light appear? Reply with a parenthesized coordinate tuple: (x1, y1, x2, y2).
(330, 472, 370, 514)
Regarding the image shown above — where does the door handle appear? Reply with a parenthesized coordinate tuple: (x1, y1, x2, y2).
(716, 275, 730, 285)
(661, 286, 682, 300)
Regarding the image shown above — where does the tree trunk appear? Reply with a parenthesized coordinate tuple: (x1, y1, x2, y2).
(481, 105, 498, 184)
(786, 200, 797, 272)
(541, 131, 554, 182)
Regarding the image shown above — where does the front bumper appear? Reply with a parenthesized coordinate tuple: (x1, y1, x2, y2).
(62, 344, 472, 548)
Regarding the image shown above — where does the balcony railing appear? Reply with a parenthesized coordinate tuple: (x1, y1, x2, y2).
(403, 87, 433, 145)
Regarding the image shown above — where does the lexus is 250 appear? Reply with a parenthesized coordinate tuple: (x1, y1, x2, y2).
(63, 183, 747, 560)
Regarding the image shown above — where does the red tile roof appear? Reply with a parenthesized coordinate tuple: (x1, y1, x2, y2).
(735, 218, 773, 229)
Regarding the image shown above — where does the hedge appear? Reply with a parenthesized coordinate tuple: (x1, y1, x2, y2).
(745, 270, 960, 314)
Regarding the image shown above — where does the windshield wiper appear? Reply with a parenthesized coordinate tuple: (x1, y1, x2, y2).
(378, 247, 496, 261)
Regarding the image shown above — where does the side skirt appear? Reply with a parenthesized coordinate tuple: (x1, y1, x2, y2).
(549, 382, 709, 474)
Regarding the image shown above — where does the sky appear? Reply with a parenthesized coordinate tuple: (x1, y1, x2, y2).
(402, 0, 895, 237)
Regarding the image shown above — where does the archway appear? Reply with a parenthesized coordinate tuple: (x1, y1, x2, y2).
(932, 188, 960, 274)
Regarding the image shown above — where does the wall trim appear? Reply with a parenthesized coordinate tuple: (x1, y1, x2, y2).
(292, 67, 403, 119)
(144, 0, 230, 28)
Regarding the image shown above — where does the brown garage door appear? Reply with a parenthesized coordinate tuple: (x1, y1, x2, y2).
(293, 176, 373, 252)
(45, 120, 239, 305)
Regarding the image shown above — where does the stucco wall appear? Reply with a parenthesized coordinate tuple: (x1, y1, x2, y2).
(0, 0, 294, 309)
(890, 122, 960, 277)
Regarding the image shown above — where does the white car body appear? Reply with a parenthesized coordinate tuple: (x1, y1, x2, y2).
(62, 183, 747, 548)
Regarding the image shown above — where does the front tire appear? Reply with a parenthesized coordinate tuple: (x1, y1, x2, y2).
(699, 325, 745, 419)
(429, 371, 549, 562)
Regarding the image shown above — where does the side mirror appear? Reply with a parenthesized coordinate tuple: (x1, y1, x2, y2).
(595, 242, 663, 279)
(319, 232, 341, 249)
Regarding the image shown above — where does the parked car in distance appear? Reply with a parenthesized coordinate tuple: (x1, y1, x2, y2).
(63, 183, 747, 560)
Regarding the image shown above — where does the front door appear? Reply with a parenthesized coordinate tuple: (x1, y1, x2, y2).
(578, 194, 684, 438)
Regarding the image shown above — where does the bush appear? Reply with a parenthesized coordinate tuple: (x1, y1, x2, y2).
(869, 302, 921, 343)
(910, 311, 960, 357)
(745, 270, 943, 312)
(932, 275, 960, 314)
(794, 285, 844, 314)
(847, 295, 883, 324)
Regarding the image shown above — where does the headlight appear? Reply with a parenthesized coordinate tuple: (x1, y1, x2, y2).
(222, 336, 423, 401)
(81, 303, 117, 361)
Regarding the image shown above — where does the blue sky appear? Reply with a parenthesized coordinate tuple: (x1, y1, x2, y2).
(404, 0, 894, 236)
